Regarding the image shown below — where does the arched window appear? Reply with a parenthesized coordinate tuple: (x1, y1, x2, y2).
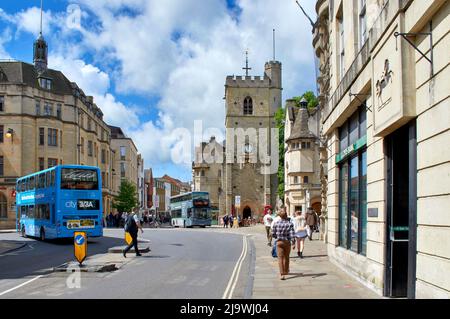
(0, 193, 7, 219)
(243, 96, 253, 115)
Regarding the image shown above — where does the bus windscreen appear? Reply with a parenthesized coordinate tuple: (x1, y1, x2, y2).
(61, 168, 98, 190)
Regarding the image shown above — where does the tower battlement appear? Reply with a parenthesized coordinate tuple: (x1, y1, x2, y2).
(225, 75, 271, 88)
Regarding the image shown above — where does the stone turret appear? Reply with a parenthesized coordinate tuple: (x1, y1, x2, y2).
(264, 61, 282, 89)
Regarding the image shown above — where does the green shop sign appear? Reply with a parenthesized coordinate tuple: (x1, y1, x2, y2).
(336, 136, 367, 163)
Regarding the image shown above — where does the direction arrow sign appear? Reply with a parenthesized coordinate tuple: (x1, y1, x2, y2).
(74, 232, 87, 265)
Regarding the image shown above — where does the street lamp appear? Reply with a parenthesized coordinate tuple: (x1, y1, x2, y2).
(5, 128, 14, 142)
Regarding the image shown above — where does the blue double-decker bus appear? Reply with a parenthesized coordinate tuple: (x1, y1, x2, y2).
(15, 165, 103, 240)
(170, 192, 212, 228)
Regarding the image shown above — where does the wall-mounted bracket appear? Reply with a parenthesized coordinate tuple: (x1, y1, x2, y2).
(349, 92, 372, 112)
(394, 22, 434, 76)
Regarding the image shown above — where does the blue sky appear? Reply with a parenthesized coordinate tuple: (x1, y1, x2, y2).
(0, 0, 317, 182)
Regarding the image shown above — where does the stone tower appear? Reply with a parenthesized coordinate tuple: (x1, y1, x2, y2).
(224, 60, 282, 220)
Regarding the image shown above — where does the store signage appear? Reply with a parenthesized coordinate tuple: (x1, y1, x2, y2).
(336, 136, 367, 163)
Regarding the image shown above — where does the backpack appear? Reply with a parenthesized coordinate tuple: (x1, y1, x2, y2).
(124, 215, 137, 233)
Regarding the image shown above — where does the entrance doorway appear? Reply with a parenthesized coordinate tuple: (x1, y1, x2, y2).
(385, 121, 417, 298)
(243, 206, 252, 220)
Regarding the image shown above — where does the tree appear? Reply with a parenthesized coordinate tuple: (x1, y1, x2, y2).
(113, 180, 138, 213)
(292, 91, 318, 110)
(274, 107, 286, 201)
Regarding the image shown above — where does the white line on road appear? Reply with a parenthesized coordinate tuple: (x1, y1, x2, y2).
(0, 275, 43, 297)
(222, 236, 248, 299)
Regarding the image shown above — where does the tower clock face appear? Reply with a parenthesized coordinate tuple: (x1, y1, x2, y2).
(244, 143, 253, 154)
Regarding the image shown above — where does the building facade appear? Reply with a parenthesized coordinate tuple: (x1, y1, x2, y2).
(0, 32, 115, 228)
(144, 168, 154, 210)
(284, 99, 322, 216)
(314, 0, 449, 298)
(109, 126, 140, 195)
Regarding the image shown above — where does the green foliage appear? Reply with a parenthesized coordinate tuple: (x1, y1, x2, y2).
(113, 180, 138, 213)
(274, 107, 286, 202)
(292, 91, 319, 110)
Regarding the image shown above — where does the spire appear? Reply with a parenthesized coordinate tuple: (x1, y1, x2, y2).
(34, 0, 48, 73)
(243, 49, 252, 76)
(40, 0, 43, 36)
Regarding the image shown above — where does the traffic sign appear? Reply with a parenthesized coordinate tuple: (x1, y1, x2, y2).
(74, 232, 87, 265)
(235, 196, 241, 207)
(125, 232, 133, 245)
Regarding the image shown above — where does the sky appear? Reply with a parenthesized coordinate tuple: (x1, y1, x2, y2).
(0, 0, 317, 182)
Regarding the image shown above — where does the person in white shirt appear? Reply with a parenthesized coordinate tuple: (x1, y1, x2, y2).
(292, 211, 308, 258)
(263, 210, 274, 246)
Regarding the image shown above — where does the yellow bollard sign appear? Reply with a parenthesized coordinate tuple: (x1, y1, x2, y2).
(74, 232, 87, 265)
(125, 232, 132, 245)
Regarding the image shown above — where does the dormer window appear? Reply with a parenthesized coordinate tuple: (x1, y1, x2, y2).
(39, 77, 52, 90)
(243, 96, 253, 115)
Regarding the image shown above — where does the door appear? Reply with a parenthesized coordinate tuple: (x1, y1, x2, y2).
(385, 121, 417, 298)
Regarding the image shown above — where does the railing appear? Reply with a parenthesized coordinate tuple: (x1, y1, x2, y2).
(323, 0, 405, 123)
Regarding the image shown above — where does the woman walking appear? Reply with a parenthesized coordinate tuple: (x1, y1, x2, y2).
(293, 211, 308, 258)
(272, 210, 296, 280)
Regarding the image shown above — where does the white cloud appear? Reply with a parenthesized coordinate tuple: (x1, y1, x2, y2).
(1, 0, 318, 180)
(0, 28, 12, 59)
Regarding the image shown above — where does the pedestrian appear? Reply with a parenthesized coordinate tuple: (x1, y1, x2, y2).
(223, 215, 229, 228)
(271, 209, 296, 280)
(263, 210, 274, 246)
(305, 208, 318, 240)
(123, 211, 144, 258)
(293, 211, 308, 258)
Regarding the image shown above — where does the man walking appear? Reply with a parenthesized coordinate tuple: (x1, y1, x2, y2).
(305, 208, 318, 240)
(223, 215, 229, 228)
(123, 211, 144, 258)
(263, 210, 274, 246)
(272, 209, 296, 280)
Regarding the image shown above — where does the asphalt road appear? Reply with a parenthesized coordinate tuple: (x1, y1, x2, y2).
(0, 228, 253, 299)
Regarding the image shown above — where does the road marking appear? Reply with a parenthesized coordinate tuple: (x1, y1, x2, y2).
(0, 275, 43, 297)
(222, 235, 248, 299)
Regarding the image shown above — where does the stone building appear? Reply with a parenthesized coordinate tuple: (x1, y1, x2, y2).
(284, 98, 322, 217)
(193, 60, 281, 221)
(313, 0, 449, 298)
(192, 136, 225, 223)
(144, 168, 154, 210)
(0, 31, 115, 228)
(109, 126, 140, 196)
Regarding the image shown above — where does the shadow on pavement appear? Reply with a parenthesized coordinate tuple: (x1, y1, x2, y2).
(286, 273, 328, 280)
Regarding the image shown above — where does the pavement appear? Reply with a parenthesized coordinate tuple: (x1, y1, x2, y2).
(211, 224, 380, 299)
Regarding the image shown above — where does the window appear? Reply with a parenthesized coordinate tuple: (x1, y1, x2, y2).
(39, 78, 52, 90)
(102, 172, 105, 188)
(57, 104, 62, 119)
(44, 103, 53, 116)
(339, 106, 367, 152)
(0, 156, 3, 176)
(48, 128, 58, 146)
(359, 0, 367, 48)
(243, 96, 253, 115)
(94, 142, 97, 158)
(39, 128, 45, 145)
(337, 7, 345, 80)
(88, 141, 93, 157)
(294, 176, 298, 184)
(35, 101, 41, 115)
(339, 151, 367, 255)
(0, 125, 3, 143)
(45, 171, 51, 187)
(0, 95, 4, 112)
(101, 149, 106, 164)
(60, 131, 62, 148)
(39, 157, 45, 171)
(80, 137, 84, 154)
(303, 176, 309, 184)
(120, 163, 125, 178)
(88, 118, 92, 131)
(0, 193, 7, 218)
(120, 146, 126, 160)
(61, 168, 98, 190)
(37, 204, 50, 220)
(48, 158, 58, 168)
(201, 170, 205, 177)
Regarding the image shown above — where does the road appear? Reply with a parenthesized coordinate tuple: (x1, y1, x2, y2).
(0, 228, 254, 299)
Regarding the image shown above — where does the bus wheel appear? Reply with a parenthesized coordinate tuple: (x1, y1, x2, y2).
(40, 228, 46, 241)
(201, 226, 206, 228)
(21, 225, 27, 238)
